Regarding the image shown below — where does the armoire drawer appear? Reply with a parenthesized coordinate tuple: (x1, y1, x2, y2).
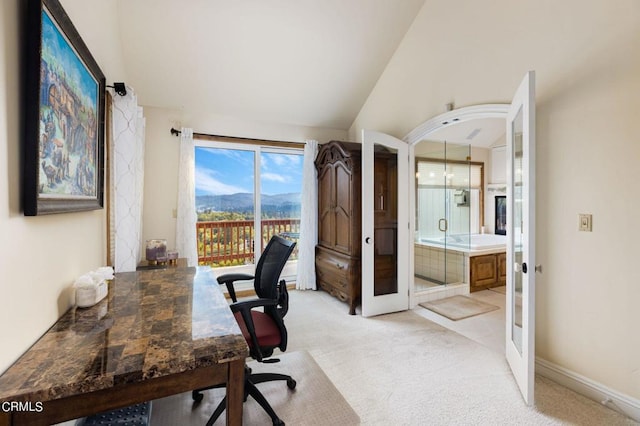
(316, 268, 349, 293)
(315, 248, 353, 279)
(315, 244, 361, 314)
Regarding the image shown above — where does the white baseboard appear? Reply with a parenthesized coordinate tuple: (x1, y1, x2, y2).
(536, 357, 640, 422)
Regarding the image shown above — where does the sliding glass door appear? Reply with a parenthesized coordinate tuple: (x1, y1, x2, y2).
(194, 142, 302, 278)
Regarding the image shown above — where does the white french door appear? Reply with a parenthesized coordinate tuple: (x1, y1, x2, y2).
(505, 71, 536, 405)
(361, 129, 409, 317)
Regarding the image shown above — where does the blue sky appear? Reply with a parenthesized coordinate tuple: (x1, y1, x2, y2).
(42, 8, 98, 106)
(194, 147, 303, 196)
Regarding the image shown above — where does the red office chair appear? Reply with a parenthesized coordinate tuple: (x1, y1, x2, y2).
(193, 235, 297, 426)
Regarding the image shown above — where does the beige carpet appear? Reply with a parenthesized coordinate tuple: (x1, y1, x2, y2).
(420, 295, 500, 320)
(284, 291, 636, 425)
(144, 291, 636, 426)
(149, 350, 360, 426)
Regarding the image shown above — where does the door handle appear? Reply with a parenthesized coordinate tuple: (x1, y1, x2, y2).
(438, 218, 448, 232)
(522, 262, 528, 274)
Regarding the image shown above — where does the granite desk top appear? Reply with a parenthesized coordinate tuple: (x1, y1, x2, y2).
(0, 266, 249, 403)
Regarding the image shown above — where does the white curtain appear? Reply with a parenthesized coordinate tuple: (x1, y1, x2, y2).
(111, 87, 145, 272)
(176, 128, 198, 266)
(296, 140, 318, 290)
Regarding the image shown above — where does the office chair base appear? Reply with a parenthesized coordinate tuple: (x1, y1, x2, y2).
(203, 366, 296, 426)
(192, 390, 204, 403)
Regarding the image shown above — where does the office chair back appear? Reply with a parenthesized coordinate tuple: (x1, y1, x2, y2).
(254, 235, 296, 301)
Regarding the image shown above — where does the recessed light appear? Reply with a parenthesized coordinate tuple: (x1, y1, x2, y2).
(466, 128, 481, 140)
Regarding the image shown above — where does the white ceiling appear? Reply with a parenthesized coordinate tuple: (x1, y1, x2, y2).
(115, 0, 426, 130)
(422, 118, 506, 148)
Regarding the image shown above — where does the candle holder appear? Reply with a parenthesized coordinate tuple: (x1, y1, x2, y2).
(145, 239, 167, 265)
(167, 250, 179, 266)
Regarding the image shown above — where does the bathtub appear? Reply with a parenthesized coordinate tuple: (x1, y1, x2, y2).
(419, 233, 506, 251)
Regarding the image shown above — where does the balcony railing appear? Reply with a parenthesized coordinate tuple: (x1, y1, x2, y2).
(197, 218, 300, 266)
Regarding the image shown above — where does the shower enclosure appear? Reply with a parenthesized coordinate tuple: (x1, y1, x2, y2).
(414, 141, 474, 292)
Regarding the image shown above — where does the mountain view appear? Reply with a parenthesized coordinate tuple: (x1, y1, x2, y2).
(196, 192, 301, 219)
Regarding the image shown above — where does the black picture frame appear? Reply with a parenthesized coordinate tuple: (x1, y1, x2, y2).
(23, 0, 105, 215)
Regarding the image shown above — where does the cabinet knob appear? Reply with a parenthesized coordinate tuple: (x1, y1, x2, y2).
(335, 263, 344, 270)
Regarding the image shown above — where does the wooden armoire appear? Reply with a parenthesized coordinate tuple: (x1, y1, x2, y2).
(315, 141, 362, 315)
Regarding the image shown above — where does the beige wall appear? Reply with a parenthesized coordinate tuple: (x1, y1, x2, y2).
(0, 0, 126, 373)
(141, 106, 347, 249)
(350, 0, 640, 399)
(0, 0, 345, 374)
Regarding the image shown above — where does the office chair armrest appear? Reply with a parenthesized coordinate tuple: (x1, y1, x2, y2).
(230, 298, 277, 312)
(217, 273, 255, 302)
(217, 273, 255, 284)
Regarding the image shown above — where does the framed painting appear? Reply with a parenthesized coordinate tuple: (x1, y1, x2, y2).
(23, 0, 105, 215)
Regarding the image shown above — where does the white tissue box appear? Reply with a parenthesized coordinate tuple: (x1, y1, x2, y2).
(76, 280, 108, 308)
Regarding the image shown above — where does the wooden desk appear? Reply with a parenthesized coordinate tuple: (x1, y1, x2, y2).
(0, 267, 248, 426)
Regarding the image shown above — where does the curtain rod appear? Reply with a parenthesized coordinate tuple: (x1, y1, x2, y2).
(170, 127, 305, 149)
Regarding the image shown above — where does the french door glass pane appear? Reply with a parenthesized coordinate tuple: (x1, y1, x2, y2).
(511, 105, 525, 354)
(372, 145, 398, 296)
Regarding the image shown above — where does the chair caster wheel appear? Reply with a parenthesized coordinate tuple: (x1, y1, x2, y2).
(192, 390, 203, 402)
(287, 378, 296, 389)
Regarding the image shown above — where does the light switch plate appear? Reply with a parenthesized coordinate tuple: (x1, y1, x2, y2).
(578, 214, 592, 232)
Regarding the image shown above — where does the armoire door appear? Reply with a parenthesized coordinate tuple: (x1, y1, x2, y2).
(334, 161, 354, 254)
(317, 164, 334, 249)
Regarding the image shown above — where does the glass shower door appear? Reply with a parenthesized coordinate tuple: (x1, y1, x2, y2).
(415, 149, 447, 288)
(443, 143, 471, 285)
(414, 141, 470, 291)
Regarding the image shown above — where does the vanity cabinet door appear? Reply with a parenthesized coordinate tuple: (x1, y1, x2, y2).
(471, 254, 497, 288)
(497, 252, 507, 285)
(470, 252, 507, 291)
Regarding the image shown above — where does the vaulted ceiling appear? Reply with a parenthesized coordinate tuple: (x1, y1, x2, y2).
(116, 0, 426, 130)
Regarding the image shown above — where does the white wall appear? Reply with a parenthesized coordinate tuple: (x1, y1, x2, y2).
(141, 106, 347, 249)
(350, 0, 640, 400)
(0, 0, 127, 373)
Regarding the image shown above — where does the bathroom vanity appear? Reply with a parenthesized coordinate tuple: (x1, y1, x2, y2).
(415, 234, 507, 291)
(470, 251, 506, 291)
